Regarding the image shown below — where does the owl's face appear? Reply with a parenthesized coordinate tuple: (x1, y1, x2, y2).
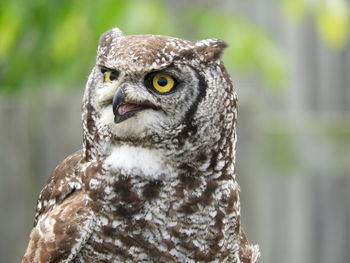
(89, 62, 203, 138)
(83, 28, 233, 154)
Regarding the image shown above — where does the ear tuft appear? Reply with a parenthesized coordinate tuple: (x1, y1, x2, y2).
(195, 39, 228, 62)
(98, 27, 124, 47)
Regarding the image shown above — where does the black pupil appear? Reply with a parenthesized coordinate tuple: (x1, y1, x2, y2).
(110, 71, 118, 80)
(157, 77, 168, 87)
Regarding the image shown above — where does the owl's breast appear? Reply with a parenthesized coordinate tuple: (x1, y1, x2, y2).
(79, 168, 241, 262)
(103, 145, 173, 180)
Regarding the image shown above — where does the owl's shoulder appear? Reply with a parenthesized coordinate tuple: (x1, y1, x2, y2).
(23, 191, 95, 263)
(34, 150, 84, 226)
(22, 150, 96, 263)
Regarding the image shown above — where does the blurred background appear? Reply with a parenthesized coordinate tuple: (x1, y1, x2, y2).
(0, 0, 349, 262)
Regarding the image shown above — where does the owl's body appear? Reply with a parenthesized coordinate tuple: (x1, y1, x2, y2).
(22, 28, 259, 262)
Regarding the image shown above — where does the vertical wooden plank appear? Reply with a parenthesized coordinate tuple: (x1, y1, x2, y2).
(313, 176, 349, 263)
(288, 176, 314, 263)
(345, 177, 350, 263)
(342, 41, 350, 112)
(317, 43, 342, 114)
(0, 98, 12, 263)
(0, 95, 35, 263)
(259, 177, 274, 263)
(264, 177, 293, 263)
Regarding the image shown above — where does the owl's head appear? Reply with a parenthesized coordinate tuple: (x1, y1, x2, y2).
(82, 28, 236, 162)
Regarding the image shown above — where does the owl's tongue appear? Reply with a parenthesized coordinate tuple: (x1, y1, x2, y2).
(118, 103, 145, 115)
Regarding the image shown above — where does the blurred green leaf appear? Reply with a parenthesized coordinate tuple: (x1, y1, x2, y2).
(119, 0, 178, 35)
(282, 0, 308, 20)
(263, 122, 299, 172)
(186, 8, 288, 89)
(280, 0, 350, 49)
(315, 0, 350, 49)
(0, 2, 22, 60)
(0, 0, 300, 93)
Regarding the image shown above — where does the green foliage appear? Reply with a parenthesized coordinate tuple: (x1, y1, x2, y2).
(263, 122, 299, 172)
(186, 8, 287, 90)
(281, 0, 350, 49)
(0, 0, 348, 93)
(0, 0, 181, 93)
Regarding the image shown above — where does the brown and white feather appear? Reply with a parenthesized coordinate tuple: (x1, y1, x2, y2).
(22, 28, 259, 263)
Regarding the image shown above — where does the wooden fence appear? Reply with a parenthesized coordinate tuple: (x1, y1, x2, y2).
(0, 89, 349, 263)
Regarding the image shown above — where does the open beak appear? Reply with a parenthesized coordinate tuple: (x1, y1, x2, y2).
(112, 89, 158, 124)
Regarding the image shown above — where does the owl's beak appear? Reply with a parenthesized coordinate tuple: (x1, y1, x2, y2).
(112, 89, 124, 114)
(112, 89, 158, 124)
(112, 89, 125, 123)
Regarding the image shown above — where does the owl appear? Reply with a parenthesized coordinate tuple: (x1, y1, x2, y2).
(22, 28, 259, 263)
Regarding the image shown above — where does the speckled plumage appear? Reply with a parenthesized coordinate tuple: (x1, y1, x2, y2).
(22, 28, 260, 263)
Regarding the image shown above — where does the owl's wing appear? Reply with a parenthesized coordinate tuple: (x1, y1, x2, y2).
(34, 150, 83, 226)
(239, 228, 260, 263)
(22, 150, 96, 263)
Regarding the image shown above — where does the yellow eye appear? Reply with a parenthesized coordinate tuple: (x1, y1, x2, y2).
(102, 68, 119, 83)
(152, 73, 175, 93)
